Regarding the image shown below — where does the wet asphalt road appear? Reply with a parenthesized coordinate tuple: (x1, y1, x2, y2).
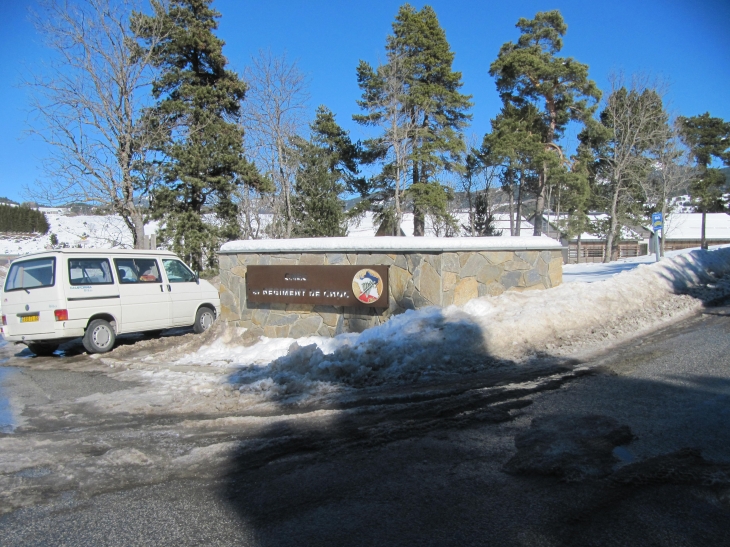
(0, 302, 729, 546)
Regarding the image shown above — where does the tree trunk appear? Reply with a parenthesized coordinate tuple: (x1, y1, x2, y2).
(604, 179, 621, 263)
(533, 164, 546, 236)
(395, 162, 402, 236)
(508, 187, 515, 236)
(515, 177, 523, 236)
(413, 207, 425, 236)
(660, 205, 666, 258)
(701, 211, 707, 250)
(132, 213, 146, 250)
(413, 161, 424, 237)
(466, 181, 475, 237)
(577, 233, 582, 264)
(277, 139, 292, 238)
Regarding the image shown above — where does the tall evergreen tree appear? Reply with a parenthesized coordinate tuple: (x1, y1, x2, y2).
(482, 103, 551, 235)
(490, 10, 600, 236)
(355, 4, 472, 236)
(0, 205, 50, 234)
(290, 106, 357, 237)
(134, 0, 261, 270)
(678, 112, 730, 249)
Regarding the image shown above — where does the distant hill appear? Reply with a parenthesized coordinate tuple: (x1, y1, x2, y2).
(0, 197, 19, 206)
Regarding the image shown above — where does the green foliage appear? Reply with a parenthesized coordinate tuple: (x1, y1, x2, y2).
(290, 106, 357, 237)
(407, 180, 457, 234)
(677, 113, 730, 169)
(490, 10, 600, 140)
(555, 147, 593, 239)
(690, 168, 727, 214)
(49, 232, 59, 246)
(0, 205, 50, 234)
(354, 3, 471, 235)
(678, 113, 730, 215)
(489, 10, 600, 235)
(134, 0, 262, 270)
(463, 192, 502, 236)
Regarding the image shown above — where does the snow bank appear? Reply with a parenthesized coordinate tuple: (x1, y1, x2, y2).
(167, 247, 730, 403)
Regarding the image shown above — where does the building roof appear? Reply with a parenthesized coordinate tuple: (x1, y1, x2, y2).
(661, 213, 730, 241)
(348, 211, 536, 238)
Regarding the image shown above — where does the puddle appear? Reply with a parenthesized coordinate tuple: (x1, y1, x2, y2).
(0, 366, 18, 433)
(15, 467, 52, 478)
(612, 445, 635, 464)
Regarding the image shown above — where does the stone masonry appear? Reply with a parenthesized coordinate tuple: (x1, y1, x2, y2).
(218, 247, 563, 339)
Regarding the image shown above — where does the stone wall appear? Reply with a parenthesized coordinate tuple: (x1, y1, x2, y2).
(218, 247, 562, 339)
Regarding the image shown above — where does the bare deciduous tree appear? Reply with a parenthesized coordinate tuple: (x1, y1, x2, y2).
(641, 122, 694, 256)
(370, 55, 418, 235)
(584, 73, 669, 262)
(240, 50, 310, 239)
(24, 0, 166, 248)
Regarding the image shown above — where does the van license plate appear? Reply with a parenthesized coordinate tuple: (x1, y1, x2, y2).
(20, 315, 39, 323)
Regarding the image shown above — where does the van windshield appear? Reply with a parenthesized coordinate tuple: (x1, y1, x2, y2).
(5, 258, 56, 291)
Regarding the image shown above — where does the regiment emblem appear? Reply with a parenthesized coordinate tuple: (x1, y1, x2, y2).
(352, 269, 384, 304)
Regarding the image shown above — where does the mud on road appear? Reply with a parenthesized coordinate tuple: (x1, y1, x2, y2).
(1, 304, 730, 546)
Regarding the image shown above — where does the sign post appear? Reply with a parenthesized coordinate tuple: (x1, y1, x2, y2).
(651, 212, 663, 262)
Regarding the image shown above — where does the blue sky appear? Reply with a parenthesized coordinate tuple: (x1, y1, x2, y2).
(1, 0, 728, 203)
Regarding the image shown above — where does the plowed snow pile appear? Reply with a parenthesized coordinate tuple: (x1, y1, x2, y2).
(160, 247, 730, 402)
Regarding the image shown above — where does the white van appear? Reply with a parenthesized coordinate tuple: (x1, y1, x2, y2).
(0, 249, 220, 355)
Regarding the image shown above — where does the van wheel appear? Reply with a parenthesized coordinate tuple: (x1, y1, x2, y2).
(83, 319, 116, 354)
(27, 342, 59, 357)
(193, 306, 215, 334)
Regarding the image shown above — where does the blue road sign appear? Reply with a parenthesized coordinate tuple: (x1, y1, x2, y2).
(652, 212, 663, 231)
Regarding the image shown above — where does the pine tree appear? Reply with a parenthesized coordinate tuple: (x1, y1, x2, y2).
(290, 106, 355, 237)
(355, 4, 472, 236)
(678, 113, 730, 249)
(0, 205, 49, 234)
(134, 0, 261, 270)
(482, 103, 552, 235)
(490, 10, 600, 236)
(464, 192, 501, 236)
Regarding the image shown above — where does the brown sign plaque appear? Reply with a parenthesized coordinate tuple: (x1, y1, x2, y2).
(246, 265, 390, 308)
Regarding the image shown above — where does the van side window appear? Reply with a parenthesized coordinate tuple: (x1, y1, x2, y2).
(4, 258, 55, 291)
(114, 258, 161, 284)
(69, 258, 114, 285)
(162, 259, 196, 283)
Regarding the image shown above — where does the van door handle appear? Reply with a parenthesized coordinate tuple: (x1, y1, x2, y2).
(159, 285, 164, 292)
(167, 284, 171, 292)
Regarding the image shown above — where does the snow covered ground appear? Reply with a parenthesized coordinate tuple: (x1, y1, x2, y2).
(0, 211, 159, 255)
(563, 243, 730, 283)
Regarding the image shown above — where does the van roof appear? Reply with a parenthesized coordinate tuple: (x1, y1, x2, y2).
(13, 248, 179, 260)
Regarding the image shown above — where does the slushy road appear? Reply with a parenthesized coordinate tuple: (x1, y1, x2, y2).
(1, 300, 729, 546)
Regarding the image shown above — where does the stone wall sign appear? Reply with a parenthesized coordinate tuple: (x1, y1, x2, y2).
(246, 265, 390, 308)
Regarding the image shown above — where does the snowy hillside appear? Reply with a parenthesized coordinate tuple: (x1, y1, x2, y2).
(0, 209, 159, 255)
